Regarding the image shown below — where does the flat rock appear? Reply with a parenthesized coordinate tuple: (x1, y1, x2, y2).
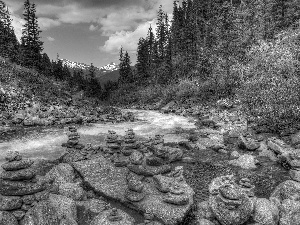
(280, 199, 300, 225)
(0, 168, 36, 181)
(0, 194, 22, 210)
(228, 154, 257, 169)
(45, 163, 75, 185)
(0, 179, 46, 196)
(252, 198, 279, 225)
(59, 182, 84, 201)
(5, 151, 22, 162)
(0, 211, 18, 225)
(72, 156, 128, 202)
(1, 159, 34, 171)
(270, 180, 300, 205)
(289, 169, 300, 182)
(20, 200, 60, 225)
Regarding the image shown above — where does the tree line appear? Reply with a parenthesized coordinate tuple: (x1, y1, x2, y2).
(0, 0, 110, 99)
(118, 0, 300, 97)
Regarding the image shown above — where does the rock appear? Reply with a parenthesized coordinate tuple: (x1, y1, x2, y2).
(48, 194, 77, 224)
(270, 180, 300, 204)
(12, 210, 25, 221)
(230, 151, 240, 159)
(228, 154, 257, 169)
(290, 170, 300, 182)
(163, 192, 189, 205)
(5, 151, 22, 162)
(291, 131, 300, 146)
(252, 198, 279, 225)
(280, 199, 300, 225)
(0, 168, 35, 181)
(238, 136, 260, 151)
(0, 194, 22, 210)
(34, 190, 50, 201)
(91, 208, 135, 225)
(125, 189, 145, 202)
(164, 146, 183, 162)
(182, 157, 196, 164)
(196, 201, 215, 222)
(59, 182, 84, 200)
(1, 159, 34, 171)
(146, 156, 164, 166)
(20, 200, 60, 225)
(267, 138, 293, 155)
(45, 163, 75, 185)
(129, 151, 144, 165)
(0, 179, 46, 196)
(197, 219, 215, 225)
(72, 156, 128, 202)
(22, 195, 35, 205)
(209, 175, 254, 225)
(0, 211, 18, 225)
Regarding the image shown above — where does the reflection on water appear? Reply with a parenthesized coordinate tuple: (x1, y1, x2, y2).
(0, 110, 196, 167)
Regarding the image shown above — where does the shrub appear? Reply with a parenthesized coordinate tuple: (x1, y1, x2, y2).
(238, 27, 300, 132)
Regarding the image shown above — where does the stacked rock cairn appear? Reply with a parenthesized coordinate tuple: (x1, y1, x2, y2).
(0, 151, 48, 222)
(66, 126, 82, 149)
(125, 172, 145, 202)
(122, 129, 139, 156)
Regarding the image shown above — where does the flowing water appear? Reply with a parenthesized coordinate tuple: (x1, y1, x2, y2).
(0, 109, 196, 169)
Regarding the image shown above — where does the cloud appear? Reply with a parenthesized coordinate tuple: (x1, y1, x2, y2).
(38, 18, 61, 30)
(100, 19, 157, 54)
(47, 36, 55, 42)
(89, 24, 99, 31)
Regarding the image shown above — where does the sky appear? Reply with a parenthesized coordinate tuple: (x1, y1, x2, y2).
(7, 0, 178, 67)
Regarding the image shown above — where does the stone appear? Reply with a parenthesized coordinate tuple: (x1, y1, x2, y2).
(238, 136, 260, 151)
(198, 219, 215, 225)
(0, 194, 22, 210)
(196, 201, 215, 222)
(22, 195, 35, 205)
(125, 189, 145, 202)
(48, 194, 77, 224)
(209, 176, 254, 225)
(12, 210, 25, 221)
(5, 151, 22, 162)
(0, 211, 18, 225)
(163, 192, 189, 205)
(129, 151, 144, 165)
(290, 169, 300, 182)
(59, 182, 84, 201)
(146, 156, 164, 166)
(91, 208, 135, 225)
(280, 199, 300, 225)
(1, 159, 34, 171)
(267, 138, 292, 155)
(0, 168, 35, 181)
(228, 154, 257, 169)
(230, 151, 240, 159)
(72, 156, 128, 202)
(45, 163, 75, 185)
(34, 190, 50, 201)
(291, 131, 300, 146)
(252, 198, 279, 225)
(20, 200, 60, 225)
(0, 179, 46, 196)
(270, 180, 300, 205)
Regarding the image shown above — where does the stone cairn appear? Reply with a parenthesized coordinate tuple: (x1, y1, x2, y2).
(106, 130, 121, 152)
(154, 166, 190, 206)
(122, 129, 139, 156)
(125, 172, 145, 202)
(0, 151, 48, 222)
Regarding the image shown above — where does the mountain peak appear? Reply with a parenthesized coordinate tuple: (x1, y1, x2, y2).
(60, 59, 119, 73)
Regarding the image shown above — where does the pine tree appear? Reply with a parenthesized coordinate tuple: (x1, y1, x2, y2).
(136, 37, 149, 85)
(21, 0, 43, 69)
(119, 47, 133, 84)
(0, 1, 20, 62)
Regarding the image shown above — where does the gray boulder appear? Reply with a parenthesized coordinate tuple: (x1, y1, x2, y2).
(0, 211, 18, 225)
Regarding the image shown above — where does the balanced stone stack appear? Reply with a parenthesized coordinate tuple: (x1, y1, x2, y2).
(125, 173, 145, 202)
(122, 129, 139, 156)
(0, 151, 47, 222)
(106, 130, 121, 152)
(67, 126, 81, 148)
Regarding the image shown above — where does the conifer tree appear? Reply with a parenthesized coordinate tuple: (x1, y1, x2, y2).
(21, 0, 43, 69)
(119, 47, 133, 84)
(0, 1, 20, 62)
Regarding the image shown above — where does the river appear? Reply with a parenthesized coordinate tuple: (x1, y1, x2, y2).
(0, 109, 196, 168)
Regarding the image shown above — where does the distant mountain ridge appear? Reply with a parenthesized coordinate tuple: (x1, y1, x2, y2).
(60, 59, 119, 73)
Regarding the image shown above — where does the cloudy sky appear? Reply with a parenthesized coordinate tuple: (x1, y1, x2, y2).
(7, 0, 177, 67)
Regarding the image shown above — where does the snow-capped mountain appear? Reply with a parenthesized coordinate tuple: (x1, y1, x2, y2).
(60, 59, 119, 73)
